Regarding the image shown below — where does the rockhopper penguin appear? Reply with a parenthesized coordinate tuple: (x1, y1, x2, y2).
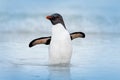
(29, 13, 85, 65)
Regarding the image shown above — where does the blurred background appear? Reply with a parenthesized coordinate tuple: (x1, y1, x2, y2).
(0, 0, 120, 33)
(0, 0, 120, 80)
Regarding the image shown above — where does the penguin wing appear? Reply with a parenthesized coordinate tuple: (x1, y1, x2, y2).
(29, 32, 85, 47)
(70, 32, 85, 40)
(29, 37, 51, 47)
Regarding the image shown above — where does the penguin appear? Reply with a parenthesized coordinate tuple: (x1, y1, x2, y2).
(29, 13, 85, 65)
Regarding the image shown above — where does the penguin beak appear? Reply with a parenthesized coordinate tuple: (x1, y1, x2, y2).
(46, 16, 52, 20)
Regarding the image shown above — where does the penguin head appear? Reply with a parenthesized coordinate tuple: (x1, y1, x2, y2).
(46, 13, 65, 27)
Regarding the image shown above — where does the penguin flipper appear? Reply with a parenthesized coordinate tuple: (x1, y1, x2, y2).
(70, 32, 85, 40)
(29, 32, 85, 47)
(29, 37, 51, 47)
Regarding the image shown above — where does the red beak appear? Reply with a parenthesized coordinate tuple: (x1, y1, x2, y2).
(46, 16, 52, 20)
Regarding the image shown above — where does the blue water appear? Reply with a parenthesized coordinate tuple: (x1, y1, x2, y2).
(0, 0, 120, 80)
(0, 0, 120, 33)
(0, 33, 120, 80)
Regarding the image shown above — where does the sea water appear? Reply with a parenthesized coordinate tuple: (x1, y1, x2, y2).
(0, 33, 120, 80)
(0, 0, 120, 80)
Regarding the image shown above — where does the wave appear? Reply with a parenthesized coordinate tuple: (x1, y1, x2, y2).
(0, 12, 120, 33)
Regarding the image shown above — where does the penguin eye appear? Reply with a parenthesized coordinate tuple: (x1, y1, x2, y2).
(52, 17, 56, 20)
(55, 16, 59, 19)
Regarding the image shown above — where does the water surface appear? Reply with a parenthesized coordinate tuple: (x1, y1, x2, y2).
(0, 33, 120, 80)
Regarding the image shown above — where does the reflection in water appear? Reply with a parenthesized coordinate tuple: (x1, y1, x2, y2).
(48, 65, 71, 80)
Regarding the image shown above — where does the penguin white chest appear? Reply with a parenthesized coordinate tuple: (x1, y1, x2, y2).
(49, 23, 72, 64)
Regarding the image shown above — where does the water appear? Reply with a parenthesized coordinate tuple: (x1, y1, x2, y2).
(0, 0, 120, 33)
(0, 0, 120, 80)
(0, 33, 120, 80)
